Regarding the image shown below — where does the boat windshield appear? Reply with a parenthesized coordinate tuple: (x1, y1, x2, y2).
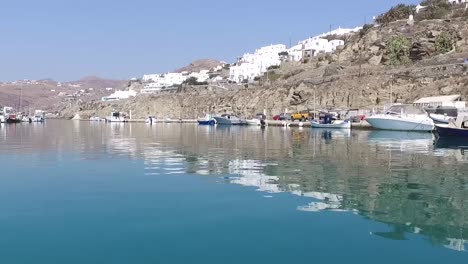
(386, 105, 426, 115)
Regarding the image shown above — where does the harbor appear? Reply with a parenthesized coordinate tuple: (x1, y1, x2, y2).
(2, 0, 468, 262)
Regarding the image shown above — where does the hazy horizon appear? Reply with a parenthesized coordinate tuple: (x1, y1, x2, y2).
(1, 0, 419, 82)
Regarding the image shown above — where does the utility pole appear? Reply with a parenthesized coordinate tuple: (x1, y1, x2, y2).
(390, 74, 394, 105)
(18, 87, 22, 112)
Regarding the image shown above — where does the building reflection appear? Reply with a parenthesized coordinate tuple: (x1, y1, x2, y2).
(1, 121, 467, 252)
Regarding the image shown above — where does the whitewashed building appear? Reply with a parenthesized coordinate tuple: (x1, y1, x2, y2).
(229, 44, 286, 83)
(448, 0, 468, 4)
(102, 89, 137, 102)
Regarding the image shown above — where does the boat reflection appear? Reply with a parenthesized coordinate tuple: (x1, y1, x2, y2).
(367, 130, 434, 153)
(433, 138, 468, 163)
(1, 122, 467, 252)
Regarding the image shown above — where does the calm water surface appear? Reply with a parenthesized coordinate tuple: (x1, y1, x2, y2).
(0, 121, 467, 263)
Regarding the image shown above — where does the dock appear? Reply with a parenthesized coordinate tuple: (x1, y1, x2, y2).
(121, 119, 375, 130)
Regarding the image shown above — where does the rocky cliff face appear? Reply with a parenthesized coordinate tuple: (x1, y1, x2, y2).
(64, 18, 468, 119)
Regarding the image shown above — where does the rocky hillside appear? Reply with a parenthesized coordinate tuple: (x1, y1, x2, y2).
(175, 59, 223, 73)
(64, 14, 468, 120)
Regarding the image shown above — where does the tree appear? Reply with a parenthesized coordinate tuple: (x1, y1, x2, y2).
(387, 36, 412, 65)
(375, 4, 415, 25)
(435, 32, 455, 54)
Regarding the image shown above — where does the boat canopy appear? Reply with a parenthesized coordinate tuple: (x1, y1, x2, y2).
(386, 105, 426, 115)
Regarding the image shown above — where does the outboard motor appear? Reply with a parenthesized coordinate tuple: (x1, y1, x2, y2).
(324, 114, 332, 124)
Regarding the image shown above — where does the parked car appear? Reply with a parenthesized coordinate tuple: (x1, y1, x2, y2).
(291, 111, 310, 121)
(273, 113, 291, 121)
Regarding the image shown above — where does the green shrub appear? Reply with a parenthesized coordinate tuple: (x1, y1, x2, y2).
(375, 4, 415, 24)
(386, 36, 412, 65)
(435, 32, 455, 54)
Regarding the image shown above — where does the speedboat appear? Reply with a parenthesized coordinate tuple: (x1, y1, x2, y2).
(365, 104, 434, 132)
(197, 114, 216, 125)
(427, 106, 458, 124)
(311, 120, 351, 129)
(246, 114, 266, 126)
(434, 113, 468, 138)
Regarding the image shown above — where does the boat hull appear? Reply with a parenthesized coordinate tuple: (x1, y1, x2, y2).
(198, 120, 216, 125)
(311, 121, 351, 129)
(366, 116, 433, 132)
(435, 124, 468, 138)
(6, 118, 21, 124)
(213, 117, 232, 125)
(246, 119, 261, 126)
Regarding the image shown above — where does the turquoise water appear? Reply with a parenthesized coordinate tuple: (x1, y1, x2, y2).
(0, 121, 467, 263)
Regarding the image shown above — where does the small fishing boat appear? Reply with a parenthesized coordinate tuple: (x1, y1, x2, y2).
(2, 107, 21, 123)
(311, 120, 351, 129)
(365, 104, 434, 132)
(213, 115, 247, 126)
(197, 114, 216, 125)
(434, 113, 468, 138)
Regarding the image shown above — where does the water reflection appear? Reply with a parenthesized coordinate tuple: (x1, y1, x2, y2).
(1, 121, 467, 252)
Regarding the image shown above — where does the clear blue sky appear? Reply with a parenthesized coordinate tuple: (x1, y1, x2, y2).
(1, 0, 420, 81)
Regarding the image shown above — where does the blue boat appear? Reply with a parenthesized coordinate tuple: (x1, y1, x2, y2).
(197, 114, 216, 125)
(434, 114, 468, 138)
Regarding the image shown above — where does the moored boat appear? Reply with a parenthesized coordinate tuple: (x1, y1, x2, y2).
(2, 107, 21, 123)
(90, 116, 104, 122)
(311, 120, 351, 129)
(197, 114, 216, 125)
(246, 114, 267, 126)
(106, 112, 127, 122)
(365, 104, 434, 132)
(434, 113, 468, 138)
(213, 115, 247, 126)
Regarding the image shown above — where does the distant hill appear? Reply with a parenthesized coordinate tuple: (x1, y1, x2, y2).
(175, 59, 223, 73)
(0, 76, 128, 112)
(66, 76, 127, 89)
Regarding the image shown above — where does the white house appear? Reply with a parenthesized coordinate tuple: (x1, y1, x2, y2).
(102, 89, 137, 102)
(448, 0, 468, 4)
(229, 44, 286, 83)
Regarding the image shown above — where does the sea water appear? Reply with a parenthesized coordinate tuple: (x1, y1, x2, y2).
(0, 121, 467, 263)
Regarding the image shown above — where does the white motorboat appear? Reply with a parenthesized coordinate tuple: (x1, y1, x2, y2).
(90, 116, 104, 122)
(246, 114, 267, 126)
(246, 119, 261, 126)
(365, 105, 434, 132)
(106, 112, 127, 122)
(311, 120, 351, 129)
